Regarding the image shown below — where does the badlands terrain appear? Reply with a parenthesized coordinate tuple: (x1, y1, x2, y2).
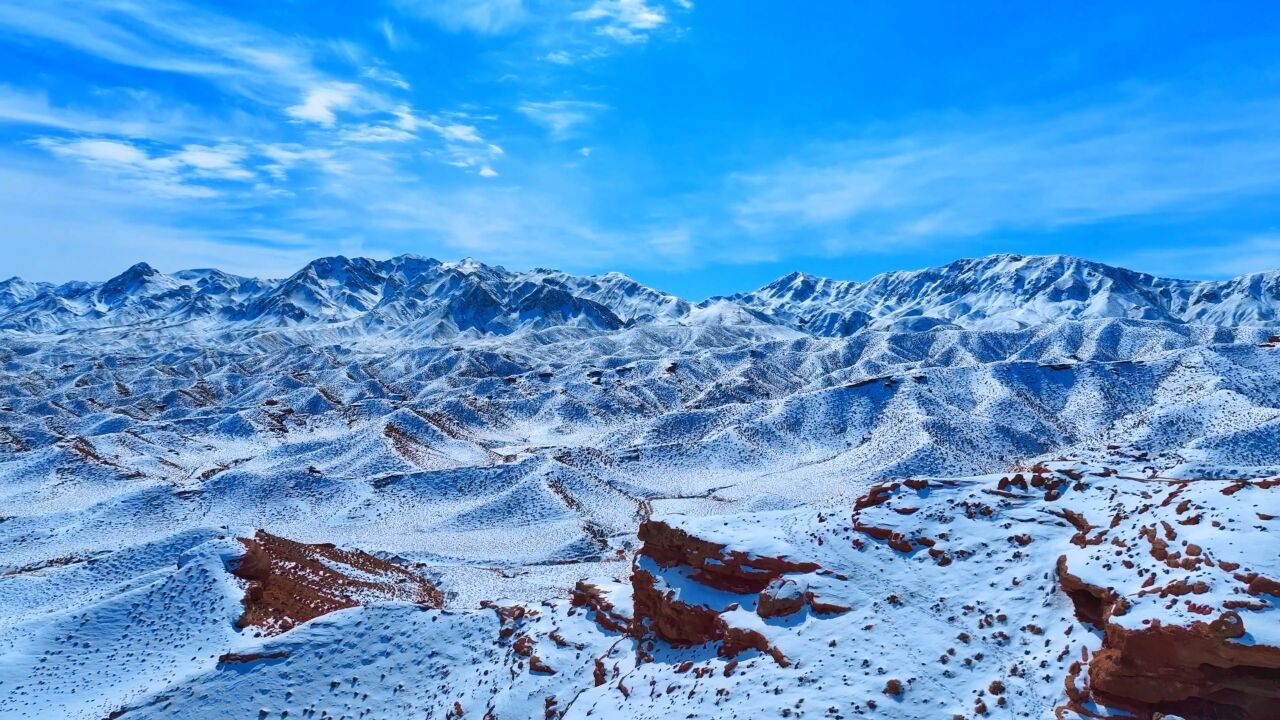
(0, 253, 1277, 719)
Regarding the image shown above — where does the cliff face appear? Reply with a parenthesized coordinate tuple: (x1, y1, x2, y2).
(1088, 617, 1280, 719)
(1058, 557, 1280, 719)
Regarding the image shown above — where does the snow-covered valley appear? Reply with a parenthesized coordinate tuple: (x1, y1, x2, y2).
(1, 253, 1277, 719)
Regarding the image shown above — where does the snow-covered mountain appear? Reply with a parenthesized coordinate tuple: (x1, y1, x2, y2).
(3, 253, 1280, 339)
(1, 253, 1277, 720)
(735, 253, 1280, 334)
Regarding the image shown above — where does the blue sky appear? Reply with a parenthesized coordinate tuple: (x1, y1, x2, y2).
(2, 1, 1280, 297)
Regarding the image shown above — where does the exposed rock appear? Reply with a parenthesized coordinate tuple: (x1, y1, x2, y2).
(757, 577, 851, 618)
(569, 581, 631, 633)
(216, 651, 289, 664)
(757, 578, 806, 618)
(231, 530, 443, 635)
(1059, 558, 1280, 717)
(1089, 613, 1280, 719)
(638, 519, 818, 594)
(631, 567, 726, 648)
(1056, 555, 1123, 629)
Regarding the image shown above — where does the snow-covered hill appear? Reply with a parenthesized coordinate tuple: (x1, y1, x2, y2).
(1, 253, 1277, 719)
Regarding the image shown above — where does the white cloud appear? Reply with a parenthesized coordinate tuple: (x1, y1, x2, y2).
(379, 18, 402, 50)
(571, 0, 668, 44)
(32, 137, 263, 196)
(388, 106, 502, 171)
(0, 159, 389, 281)
(0, 86, 145, 136)
(0, 0, 404, 139)
(286, 83, 361, 126)
(517, 100, 609, 139)
(362, 66, 411, 90)
(395, 0, 526, 35)
(478, 165, 498, 177)
(34, 138, 206, 197)
(171, 144, 254, 180)
(340, 124, 417, 143)
(646, 226, 692, 259)
(732, 97, 1280, 251)
(0, 1, 319, 106)
(437, 123, 483, 143)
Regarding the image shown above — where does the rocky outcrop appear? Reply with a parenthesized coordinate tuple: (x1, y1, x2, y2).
(628, 519, 845, 665)
(1058, 557, 1280, 718)
(631, 567, 789, 666)
(569, 581, 631, 633)
(756, 577, 851, 618)
(1089, 615, 1280, 719)
(216, 651, 289, 664)
(231, 530, 443, 635)
(637, 519, 818, 593)
(1055, 556, 1124, 628)
(631, 567, 726, 647)
(756, 578, 806, 618)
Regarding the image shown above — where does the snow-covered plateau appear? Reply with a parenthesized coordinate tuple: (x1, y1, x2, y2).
(1, 253, 1277, 719)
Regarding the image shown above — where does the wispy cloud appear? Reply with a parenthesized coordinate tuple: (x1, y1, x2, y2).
(339, 124, 417, 143)
(732, 94, 1280, 252)
(0, 0, 407, 137)
(394, 0, 527, 35)
(517, 100, 608, 139)
(258, 144, 343, 181)
(0, 154, 371, 280)
(361, 65, 411, 90)
(0, 1, 315, 103)
(31, 137, 259, 197)
(571, 0, 669, 44)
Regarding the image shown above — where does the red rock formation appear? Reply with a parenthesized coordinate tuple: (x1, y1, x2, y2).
(853, 522, 914, 553)
(1089, 615, 1280, 719)
(630, 531, 798, 664)
(1058, 557, 1280, 718)
(853, 483, 899, 511)
(756, 577, 850, 618)
(528, 655, 556, 674)
(231, 530, 443, 635)
(637, 519, 818, 594)
(756, 578, 806, 618)
(569, 581, 631, 633)
(1056, 556, 1123, 628)
(631, 567, 726, 647)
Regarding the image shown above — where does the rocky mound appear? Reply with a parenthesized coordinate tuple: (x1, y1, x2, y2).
(231, 530, 443, 635)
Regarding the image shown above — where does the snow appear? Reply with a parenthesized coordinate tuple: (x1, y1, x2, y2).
(0, 253, 1277, 718)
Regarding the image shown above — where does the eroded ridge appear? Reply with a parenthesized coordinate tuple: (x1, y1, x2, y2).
(231, 530, 444, 635)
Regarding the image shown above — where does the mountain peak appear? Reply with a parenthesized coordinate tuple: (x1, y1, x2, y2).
(121, 261, 160, 278)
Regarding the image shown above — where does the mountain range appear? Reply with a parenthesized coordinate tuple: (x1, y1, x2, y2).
(3, 253, 1279, 338)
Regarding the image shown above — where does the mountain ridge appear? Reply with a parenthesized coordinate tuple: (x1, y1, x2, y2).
(3, 252, 1279, 337)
